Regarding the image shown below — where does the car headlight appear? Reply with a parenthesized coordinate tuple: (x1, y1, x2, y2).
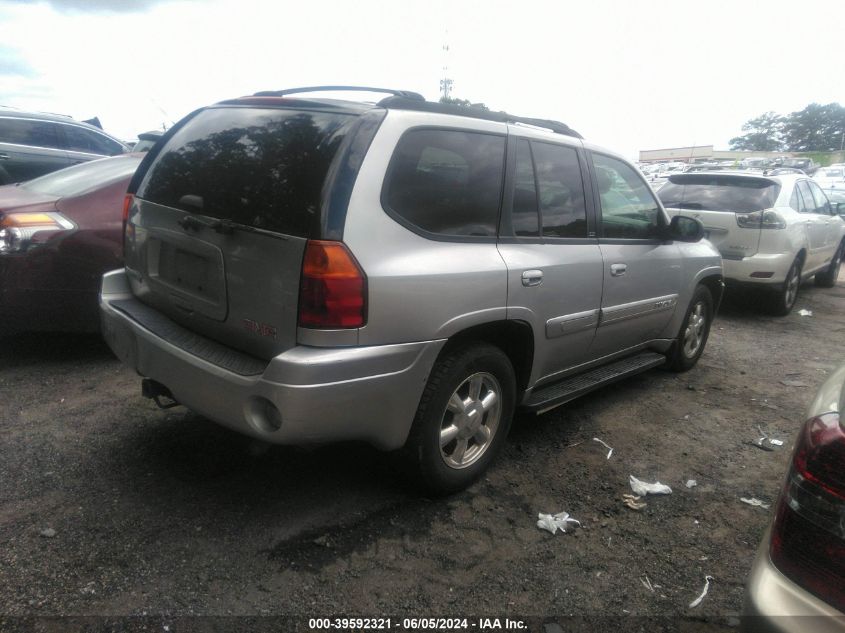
(0, 212, 75, 254)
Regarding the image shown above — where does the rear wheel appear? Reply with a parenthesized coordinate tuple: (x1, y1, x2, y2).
(768, 258, 802, 315)
(814, 242, 843, 288)
(400, 343, 515, 495)
(668, 284, 713, 372)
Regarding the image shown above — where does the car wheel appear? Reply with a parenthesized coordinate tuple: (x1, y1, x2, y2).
(668, 284, 713, 372)
(768, 258, 802, 315)
(400, 343, 515, 495)
(814, 242, 843, 288)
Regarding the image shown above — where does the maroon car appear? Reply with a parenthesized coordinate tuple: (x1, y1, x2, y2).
(0, 153, 142, 335)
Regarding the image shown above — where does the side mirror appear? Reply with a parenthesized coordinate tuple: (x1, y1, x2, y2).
(836, 202, 843, 216)
(667, 215, 705, 242)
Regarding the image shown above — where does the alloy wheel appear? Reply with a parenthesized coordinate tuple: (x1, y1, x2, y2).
(439, 372, 502, 469)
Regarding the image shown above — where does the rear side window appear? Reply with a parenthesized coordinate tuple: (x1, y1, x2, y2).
(384, 129, 505, 238)
(658, 176, 780, 213)
(63, 125, 124, 156)
(137, 107, 354, 237)
(0, 118, 62, 150)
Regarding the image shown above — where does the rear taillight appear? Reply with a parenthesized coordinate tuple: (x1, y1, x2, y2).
(769, 412, 845, 612)
(298, 240, 366, 329)
(0, 212, 74, 254)
(736, 209, 786, 229)
(122, 194, 134, 237)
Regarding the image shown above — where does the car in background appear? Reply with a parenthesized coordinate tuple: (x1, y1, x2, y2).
(813, 166, 845, 188)
(129, 130, 164, 153)
(0, 153, 142, 336)
(0, 108, 128, 185)
(659, 172, 845, 315)
(823, 187, 845, 213)
(743, 363, 845, 630)
(782, 157, 817, 173)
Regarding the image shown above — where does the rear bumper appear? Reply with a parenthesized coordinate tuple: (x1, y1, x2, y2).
(100, 269, 445, 450)
(723, 252, 794, 286)
(743, 528, 845, 632)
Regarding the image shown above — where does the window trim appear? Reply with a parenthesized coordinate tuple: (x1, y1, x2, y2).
(379, 125, 507, 244)
(587, 149, 668, 243)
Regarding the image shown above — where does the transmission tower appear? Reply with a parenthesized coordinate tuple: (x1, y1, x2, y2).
(440, 34, 453, 101)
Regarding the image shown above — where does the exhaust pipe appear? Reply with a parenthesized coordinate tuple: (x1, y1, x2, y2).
(141, 378, 180, 410)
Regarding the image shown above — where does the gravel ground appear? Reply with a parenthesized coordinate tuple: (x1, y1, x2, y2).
(2, 276, 844, 632)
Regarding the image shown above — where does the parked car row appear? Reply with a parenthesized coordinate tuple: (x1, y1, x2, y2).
(1, 90, 842, 625)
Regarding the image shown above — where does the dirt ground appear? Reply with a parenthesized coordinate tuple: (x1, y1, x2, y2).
(2, 276, 844, 632)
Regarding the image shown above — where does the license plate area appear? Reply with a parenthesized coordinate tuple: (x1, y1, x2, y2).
(145, 228, 227, 322)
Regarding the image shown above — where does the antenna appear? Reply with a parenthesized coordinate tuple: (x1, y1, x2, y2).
(439, 30, 453, 101)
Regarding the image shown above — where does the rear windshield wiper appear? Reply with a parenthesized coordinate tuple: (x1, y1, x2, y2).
(176, 214, 288, 239)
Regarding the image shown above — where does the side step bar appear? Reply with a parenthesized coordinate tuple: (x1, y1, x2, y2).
(523, 352, 667, 414)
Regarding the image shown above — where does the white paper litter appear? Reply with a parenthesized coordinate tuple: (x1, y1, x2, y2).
(798, 309, 813, 317)
(685, 479, 697, 488)
(630, 475, 673, 496)
(689, 575, 714, 608)
(592, 437, 613, 460)
(640, 576, 655, 592)
(769, 439, 784, 446)
(622, 494, 647, 510)
(537, 511, 581, 535)
(740, 497, 771, 510)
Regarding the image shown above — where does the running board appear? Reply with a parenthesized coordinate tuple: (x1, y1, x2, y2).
(523, 352, 667, 414)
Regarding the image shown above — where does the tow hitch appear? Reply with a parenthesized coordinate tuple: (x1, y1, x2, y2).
(141, 378, 180, 410)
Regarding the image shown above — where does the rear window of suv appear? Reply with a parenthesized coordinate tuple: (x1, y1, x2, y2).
(137, 107, 354, 237)
(658, 175, 780, 213)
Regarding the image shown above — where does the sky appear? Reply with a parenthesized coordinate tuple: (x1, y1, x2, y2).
(0, 0, 843, 159)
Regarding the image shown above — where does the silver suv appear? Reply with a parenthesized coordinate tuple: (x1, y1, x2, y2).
(100, 86, 723, 493)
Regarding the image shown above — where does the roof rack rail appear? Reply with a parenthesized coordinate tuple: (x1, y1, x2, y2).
(375, 96, 582, 139)
(253, 85, 426, 101)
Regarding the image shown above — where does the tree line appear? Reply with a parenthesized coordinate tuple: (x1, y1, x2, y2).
(730, 103, 845, 152)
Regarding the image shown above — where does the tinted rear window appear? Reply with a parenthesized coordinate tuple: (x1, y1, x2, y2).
(384, 129, 505, 238)
(658, 176, 780, 212)
(137, 107, 354, 237)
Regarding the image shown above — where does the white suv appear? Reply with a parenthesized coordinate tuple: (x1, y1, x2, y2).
(659, 172, 845, 315)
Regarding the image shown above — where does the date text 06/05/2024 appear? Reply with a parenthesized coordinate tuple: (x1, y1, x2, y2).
(307, 617, 528, 630)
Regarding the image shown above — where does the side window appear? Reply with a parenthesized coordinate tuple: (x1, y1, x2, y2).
(796, 181, 813, 213)
(0, 118, 62, 149)
(531, 141, 588, 238)
(384, 129, 505, 238)
(63, 125, 124, 155)
(808, 181, 832, 215)
(593, 153, 662, 239)
(511, 139, 539, 237)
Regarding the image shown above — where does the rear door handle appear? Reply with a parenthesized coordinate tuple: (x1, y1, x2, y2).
(610, 263, 627, 276)
(522, 269, 543, 287)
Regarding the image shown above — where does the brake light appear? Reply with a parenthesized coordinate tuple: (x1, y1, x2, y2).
(0, 212, 74, 254)
(298, 240, 366, 328)
(769, 412, 845, 612)
(736, 209, 786, 229)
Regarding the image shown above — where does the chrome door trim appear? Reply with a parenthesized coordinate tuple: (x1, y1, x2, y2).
(545, 308, 600, 339)
(599, 293, 678, 326)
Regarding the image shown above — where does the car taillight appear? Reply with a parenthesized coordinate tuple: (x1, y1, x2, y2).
(0, 212, 74, 254)
(122, 194, 134, 237)
(736, 209, 786, 229)
(769, 412, 845, 612)
(298, 240, 366, 329)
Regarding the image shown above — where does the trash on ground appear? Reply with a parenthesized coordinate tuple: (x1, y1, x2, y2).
(39, 528, 56, 538)
(750, 437, 775, 451)
(751, 426, 783, 451)
(689, 575, 714, 608)
(640, 575, 655, 592)
(797, 309, 813, 317)
(630, 475, 672, 496)
(685, 479, 698, 488)
(769, 439, 784, 446)
(740, 497, 771, 510)
(622, 494, 647, 510)
(780, 379, 809, 387)
(592, 437, 613, 459)
(537, 511, 581, 535)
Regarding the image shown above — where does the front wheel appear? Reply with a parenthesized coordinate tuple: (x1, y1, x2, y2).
(815, 242, 843, 288)
(667, 285, 713, 372)
(399, 343, 515, 495)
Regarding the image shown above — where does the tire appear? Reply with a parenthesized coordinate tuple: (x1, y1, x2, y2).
(767, 258, 802, 316)
(399, 343, 516, 495)
(667, 285, 713, 372)
(814, 242, 843, 288)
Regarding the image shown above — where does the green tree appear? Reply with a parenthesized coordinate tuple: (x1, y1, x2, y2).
(781, 103, 845, 152)
(729, 112, 784, 151)
(439, 96, 490, 111)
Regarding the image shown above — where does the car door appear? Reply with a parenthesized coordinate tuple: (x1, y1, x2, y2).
(795, 179, 828, 271)
(497, 135, 604, 386)
(0, 117, 71, 183)
(587, 151, 683, 358)
(807, 179, 841, 265)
